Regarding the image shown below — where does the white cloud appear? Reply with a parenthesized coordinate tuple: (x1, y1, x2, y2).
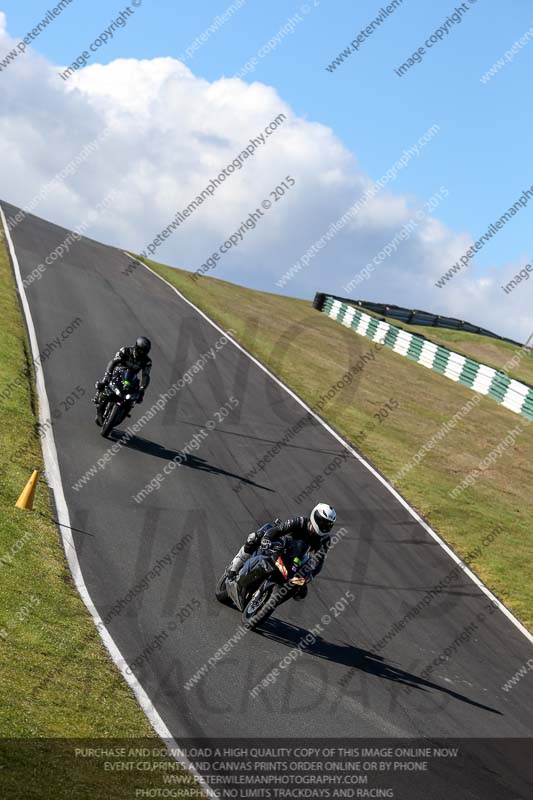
(0, 17, 531, 344)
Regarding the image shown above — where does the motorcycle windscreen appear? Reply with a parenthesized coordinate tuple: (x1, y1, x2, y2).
(118, 368, 138, 391)
(286, 538, 308, 560)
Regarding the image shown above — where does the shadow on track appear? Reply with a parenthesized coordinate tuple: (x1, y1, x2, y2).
(175, 417, 346, 458)
(257, 619, 502, 716)
(322, 575, 480, 599)
(109, 432, 273, 492)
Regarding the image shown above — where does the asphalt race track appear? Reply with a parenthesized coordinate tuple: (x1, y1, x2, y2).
(3, 202, 533, 798)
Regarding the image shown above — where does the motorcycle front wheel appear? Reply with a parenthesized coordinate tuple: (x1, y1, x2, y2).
(242, 583, 283, 630)
(101, 404, 123, 438)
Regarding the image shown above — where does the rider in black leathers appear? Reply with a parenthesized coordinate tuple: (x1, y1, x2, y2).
(228, 504, 337, 597)
(93, 336, 152, 425)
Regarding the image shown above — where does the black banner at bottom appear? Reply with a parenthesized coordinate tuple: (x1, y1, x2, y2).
(0, 738, 531, 799)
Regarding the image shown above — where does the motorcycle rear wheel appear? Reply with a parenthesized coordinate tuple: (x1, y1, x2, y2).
(215, 571, 231, 605)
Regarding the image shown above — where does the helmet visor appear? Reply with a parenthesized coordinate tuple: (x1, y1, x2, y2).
(314, 513, 334, 533)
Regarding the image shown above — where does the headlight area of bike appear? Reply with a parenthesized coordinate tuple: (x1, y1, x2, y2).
(274, 556, 307, 585)
(111, 380, 135, 399)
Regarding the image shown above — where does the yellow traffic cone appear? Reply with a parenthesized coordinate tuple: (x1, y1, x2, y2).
(15, 470, 39, 511)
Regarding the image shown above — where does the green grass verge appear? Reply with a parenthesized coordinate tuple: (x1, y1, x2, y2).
(0, 229, 197, 798)
(140, 256, 533, 631)
(351, 303, 533, 387)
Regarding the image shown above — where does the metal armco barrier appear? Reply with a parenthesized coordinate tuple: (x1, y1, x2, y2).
(317, 295, 533, 421)
(313, 293, 523, 347)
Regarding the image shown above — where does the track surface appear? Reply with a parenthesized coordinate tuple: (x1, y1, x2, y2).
(3, 203, 533, 797)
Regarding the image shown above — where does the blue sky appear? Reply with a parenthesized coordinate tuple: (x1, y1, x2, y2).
(1, 0, 532, 337)
(3, 0, 532, 274)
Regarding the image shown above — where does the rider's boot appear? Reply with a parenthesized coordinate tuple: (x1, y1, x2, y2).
(93, 380, 106, 425)
(94, 393, 104, 427)
(227, 546, 248, 578)
(95, 405, 104, 426)
(93, 380, 105, 404)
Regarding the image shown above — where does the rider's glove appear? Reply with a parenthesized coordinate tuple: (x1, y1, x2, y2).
(262, 538, 283, 555)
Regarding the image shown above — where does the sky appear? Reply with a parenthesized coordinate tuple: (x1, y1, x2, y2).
(0, 0, 532, 341)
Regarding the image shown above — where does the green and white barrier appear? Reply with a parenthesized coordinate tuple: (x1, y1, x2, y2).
(321, 296, 533, 421)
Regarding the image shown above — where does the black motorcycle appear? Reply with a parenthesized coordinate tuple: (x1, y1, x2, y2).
(216, 524, 316, 630)
(96, 367, 141, 438)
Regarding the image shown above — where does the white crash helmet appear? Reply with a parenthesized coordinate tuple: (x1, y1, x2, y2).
(310, 503, 337, 534)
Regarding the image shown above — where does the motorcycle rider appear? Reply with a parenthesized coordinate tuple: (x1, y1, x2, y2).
(93, 336, 152, 426)
(227, 503, 337, 597)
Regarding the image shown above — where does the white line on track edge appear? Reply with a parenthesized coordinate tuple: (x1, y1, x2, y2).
(0, 207, 218, 799)
(127, 252, 533, 648)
